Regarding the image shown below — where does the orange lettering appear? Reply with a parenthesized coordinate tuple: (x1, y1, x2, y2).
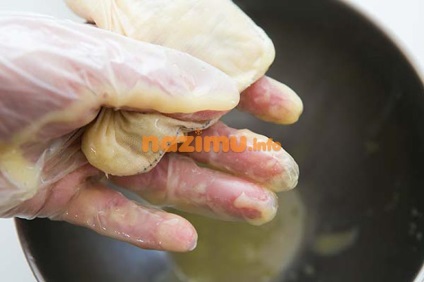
(141, 136, 159, 153)
(229, 136, 246, 153)
(179, 136, 195, 153)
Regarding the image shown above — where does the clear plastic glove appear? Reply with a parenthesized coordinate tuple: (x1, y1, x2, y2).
(67, 0, 304, 178)
(65, 0, 302, 219)
(0, 14, 238, 252)
(0, 0, 302, 253)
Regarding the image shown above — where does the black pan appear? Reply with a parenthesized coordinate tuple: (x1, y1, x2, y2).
(15, 0, 424, 281)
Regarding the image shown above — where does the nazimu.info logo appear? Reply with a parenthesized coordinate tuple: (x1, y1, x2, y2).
(141, 130, 282, 153)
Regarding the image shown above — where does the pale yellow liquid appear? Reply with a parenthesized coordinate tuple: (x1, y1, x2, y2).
(168, 190, 305, 282)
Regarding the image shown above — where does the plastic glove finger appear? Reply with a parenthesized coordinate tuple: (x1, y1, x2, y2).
(6, 164, 197, 251)
(60, 183, 197, 252)
(238, 76, 303, 124)
(185, 122, 299, 192)
(112, 154, 278, 226)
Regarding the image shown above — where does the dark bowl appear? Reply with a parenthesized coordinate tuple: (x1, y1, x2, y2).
(16, 0, 424, 281)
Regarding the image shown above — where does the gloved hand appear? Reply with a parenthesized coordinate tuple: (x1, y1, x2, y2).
(0, 0, 302, 253)
(66, 0, 303, 124)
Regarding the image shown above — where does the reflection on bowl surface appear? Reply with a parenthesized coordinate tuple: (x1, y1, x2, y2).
(16, 0, 424, 281)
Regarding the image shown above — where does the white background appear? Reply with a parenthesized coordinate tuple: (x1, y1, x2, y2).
(0, 0, 423, 281)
